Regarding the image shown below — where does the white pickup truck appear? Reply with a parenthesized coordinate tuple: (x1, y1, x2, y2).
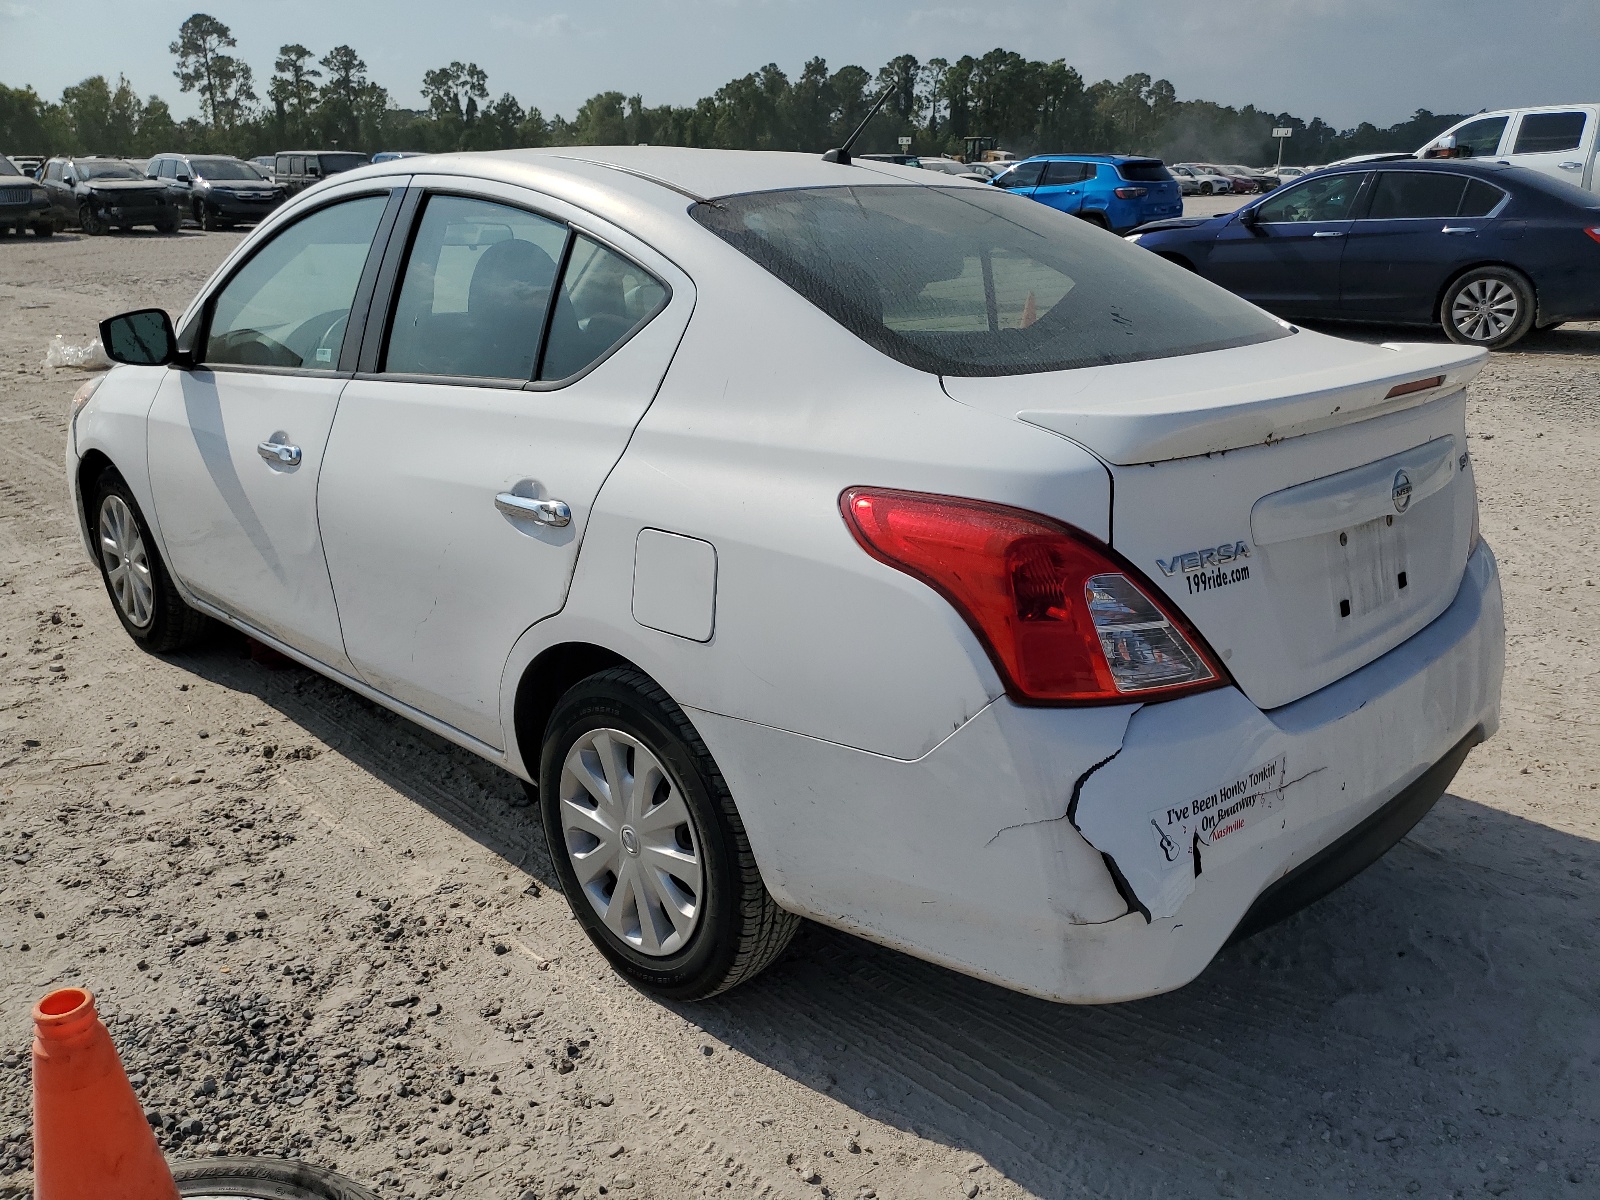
(1420, 104, 1599, 192)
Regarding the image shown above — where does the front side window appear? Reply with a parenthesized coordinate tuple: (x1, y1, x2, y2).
(1255, 173, 1362, 222)
(692, 185, 1288, 377)
(44, 161, 62, 181)
(205, 194, 389, 369)
(1513, 111, 1587, 155)
(539, 235, 669, 381)
(384, 194, 567, 380)
(1447, 116, 1509, 158)
(993, 161, 1046, 190)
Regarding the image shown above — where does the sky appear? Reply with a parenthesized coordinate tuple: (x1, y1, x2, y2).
(2, 0, 1596, 131)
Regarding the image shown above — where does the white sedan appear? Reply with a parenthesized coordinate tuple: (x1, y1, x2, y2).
(73, 148, 1502, 1004)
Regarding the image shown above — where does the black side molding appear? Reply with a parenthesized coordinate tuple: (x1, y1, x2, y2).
(1226, 727, 1483, 946)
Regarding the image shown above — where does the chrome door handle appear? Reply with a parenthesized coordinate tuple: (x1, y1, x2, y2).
(495, 493, 571, 527)
(1311, 231, 1345, 238)
(1441, 226, 1475, 234)
(1559, 161, 1583, 170)
(257, 439, 301, 466)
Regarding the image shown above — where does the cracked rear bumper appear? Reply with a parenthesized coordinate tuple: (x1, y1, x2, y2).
(692, 543, 1502, 1004)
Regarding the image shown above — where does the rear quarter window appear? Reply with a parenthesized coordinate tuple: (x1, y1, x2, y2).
(691, 185, 1289, 377)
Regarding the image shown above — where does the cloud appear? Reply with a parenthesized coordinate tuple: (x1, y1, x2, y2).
(489, 12, 577, 39)
(0, 2, 37, 17)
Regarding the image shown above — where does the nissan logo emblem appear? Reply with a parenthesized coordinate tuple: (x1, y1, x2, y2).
(1392, 469, 1413, 514)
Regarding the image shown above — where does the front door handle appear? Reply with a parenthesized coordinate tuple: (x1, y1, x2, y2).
(1440, 226, 1475, 234)
(495, 493, 571, 527)
(1559, 161, 1583, 170)
(257, 439, 302, 467)
(1311, 230, 1345, 238)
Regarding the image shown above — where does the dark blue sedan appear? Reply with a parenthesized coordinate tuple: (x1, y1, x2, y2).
(1127, 160, 1600, 348)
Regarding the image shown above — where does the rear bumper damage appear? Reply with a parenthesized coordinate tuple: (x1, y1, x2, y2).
(692, 543, 1502, 1004)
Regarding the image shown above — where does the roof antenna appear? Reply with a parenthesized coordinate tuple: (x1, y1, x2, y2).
(823, 89, 894, 166)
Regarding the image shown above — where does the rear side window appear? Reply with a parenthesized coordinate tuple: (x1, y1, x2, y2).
(1043, 161, 1096, 185)
(540, 235, 668, 381)
(1367, 172, 1470, 219)
(1117, 160, 1173, 183)
(1458, 179, 1507, 216)
(384, 195, 567, 380)
(1513, 111, 1587, 154)
(691, 185, 1288, 377)
(993, 162, 1046, 190)
(205, 195, 388, 369)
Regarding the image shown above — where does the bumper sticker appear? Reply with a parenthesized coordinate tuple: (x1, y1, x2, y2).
(1078, 753, 1290, 919)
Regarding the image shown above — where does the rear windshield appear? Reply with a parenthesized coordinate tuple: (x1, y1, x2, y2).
(320, 153, 368, 174)
(1118, 160, 1173, 182)
(691, 185, 1289, 376)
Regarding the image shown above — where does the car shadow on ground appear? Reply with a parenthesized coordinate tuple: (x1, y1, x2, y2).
(174, 637, 1599, 1197)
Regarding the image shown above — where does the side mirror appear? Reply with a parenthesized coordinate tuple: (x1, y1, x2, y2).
(99, 309, 183, 367)
(175, 172, 191, 183)
(1237, 205, 1259, 227)
(62, 171, 76, 186)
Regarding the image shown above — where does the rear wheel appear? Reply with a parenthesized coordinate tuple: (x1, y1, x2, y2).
(539, 667, 799, 1000)
(90, 469, 209, 652)
(1442, 266, 1535, 350)
(1076, 212, 1110, 231)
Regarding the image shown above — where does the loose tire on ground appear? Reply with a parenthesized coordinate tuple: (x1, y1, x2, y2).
(174, 1156, 379, 1200)
(539, 667, 799, 1000)
(90, 467, 210, 652)
(1441, 265, 1536, 350)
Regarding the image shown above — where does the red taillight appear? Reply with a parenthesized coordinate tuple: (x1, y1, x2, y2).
(840, 488, 1227, 705)
(1586, 227, 1600, 244)
(1114, 186, 1148, 199)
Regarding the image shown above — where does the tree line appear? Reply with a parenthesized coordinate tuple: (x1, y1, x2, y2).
(0, 13, 1465, 167)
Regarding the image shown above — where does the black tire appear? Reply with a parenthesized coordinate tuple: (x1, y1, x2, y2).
(89, 467, 210, 652)
(1441, 265, 1536, 350)
(156, 212, 181, 234)
(30, 220, 54, 237)
(539, 667, 799, 1000)
(198, 202, 217, 231)
(1200, 182, 1213, 195)
(174, 1156, 379, 1200)
(79, 204, 106, 235)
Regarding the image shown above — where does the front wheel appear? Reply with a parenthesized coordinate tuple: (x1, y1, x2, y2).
(90, 469, 210, 652)
(1200, 182, 1214, 195)
(1442, 267, 1536, 350)
(539, 668, 799, 1000)
(79, 204, 106, 235)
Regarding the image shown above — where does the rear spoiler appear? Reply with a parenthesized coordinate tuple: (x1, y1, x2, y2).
(1011, 342, 1486, 466)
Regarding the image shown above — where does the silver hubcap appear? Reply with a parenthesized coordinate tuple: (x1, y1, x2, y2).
(1452, 278, 1519, 342)
(560, 728, 702, 956)
(98, 495, 154, 628)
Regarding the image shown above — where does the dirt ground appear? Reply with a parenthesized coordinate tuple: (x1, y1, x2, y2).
(1, 226, 1597, 1200)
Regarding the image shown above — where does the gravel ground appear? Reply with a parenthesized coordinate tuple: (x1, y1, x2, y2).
(1, 226, 1597, 1200)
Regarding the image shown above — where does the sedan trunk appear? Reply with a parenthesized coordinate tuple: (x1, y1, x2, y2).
(942, 331, 1487, 709)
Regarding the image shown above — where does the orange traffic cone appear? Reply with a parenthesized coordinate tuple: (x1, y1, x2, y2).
(32, 987, 180, 1200)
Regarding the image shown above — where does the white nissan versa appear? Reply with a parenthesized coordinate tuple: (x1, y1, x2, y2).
(70, 148, 1503, 1004)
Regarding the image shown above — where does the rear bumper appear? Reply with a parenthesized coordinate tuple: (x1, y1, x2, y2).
(691, 542, 1503, 1003)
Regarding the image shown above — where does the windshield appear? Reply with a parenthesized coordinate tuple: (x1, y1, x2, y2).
(692, 185, 1289, 377)
(79, 161, 143, 181)
(190, 158, 260, 181)
(0, 157, 21, 177)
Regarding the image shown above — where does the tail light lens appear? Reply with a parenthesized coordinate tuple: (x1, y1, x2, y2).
(841, 488, 1226, 704)
(1114, 186, 1148, 199)
(1585, 227, 1600, 245)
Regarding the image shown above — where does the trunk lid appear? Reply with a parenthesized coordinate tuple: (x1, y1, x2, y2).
(943, 331, 1487, 709)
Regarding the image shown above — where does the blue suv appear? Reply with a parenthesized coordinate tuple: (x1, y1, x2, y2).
(990, 155, 1183, 234)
